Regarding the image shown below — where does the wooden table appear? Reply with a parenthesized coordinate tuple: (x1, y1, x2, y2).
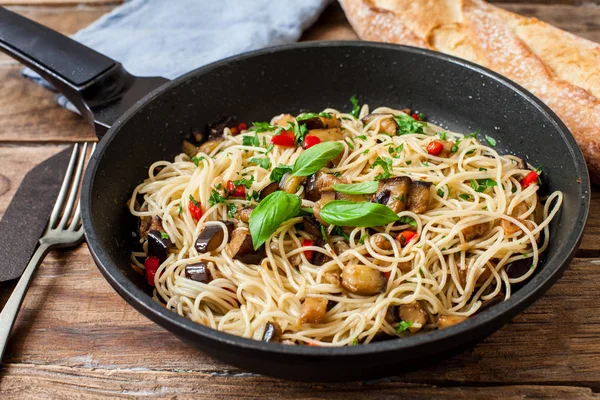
(1, 1, 599, 398)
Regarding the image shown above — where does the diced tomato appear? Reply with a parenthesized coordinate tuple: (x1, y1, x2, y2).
(226, 180, 245, 197)
(229, 126, 239, 135)
(271, 130, 296, 147)
(144, 256, 160, 286)
(521, 171, 539, 188)
(384, 270, 390, 279)
(411, 113, 420, 121)
(426, 140, 443, 156)
(188, 198, 203, 220)
(302, 238, 314, 261)
(237, 122, 247, 131)
(303, 135, 321, 149)
(396, 230, 418, 246)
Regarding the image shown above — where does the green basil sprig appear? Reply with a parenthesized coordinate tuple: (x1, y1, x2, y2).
(333, 181, 378, 195)
(291, 142, 343, 177)
(319, 201, 400, 227)
(249, 191, 301, 249)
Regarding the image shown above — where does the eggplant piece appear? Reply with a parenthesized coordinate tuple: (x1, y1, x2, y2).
(139, 215, 161, 241)
(195, 221, 234, 253)
(437, 315, 467, 329)
(302, 215, 323, 239)
(299, 115, 341, 130)
(515, 156, 528, 170)
(299, 297, 328, 324)
(385, 305, 400, 325)
(279, 172, 306, 194)
(505, 257, 533, 279)
(148, 230, 169, 262)
(373, 177, 411, 213)
(341, 264, 387, 296)
(361, 113, 398, 135)
(462, 222, 489, 241)
(182, 140, 199, 158)
(198, 138, 224, 155)
(208, 115, 236, 139)
(273, 113, 295, 127)
(227, 228, 265, 264)
(305, 128, 344, 144)
(185, 262, 212, 283)
(235, 206, 254, 223)
(407, 181, 432, 214)
(398, 302, 428, 333)
(259, 181, 279, 200)
(305, 171, 344, 201)
(262, 322, 283, 342)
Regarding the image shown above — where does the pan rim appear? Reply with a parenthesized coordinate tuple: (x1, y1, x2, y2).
(81, 40, 590, 357)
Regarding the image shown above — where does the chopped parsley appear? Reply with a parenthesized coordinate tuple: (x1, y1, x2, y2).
(398, 216, 417, 227)
(511, 186, 517, 193)
(227, 203, 237, 219)
(465, 149, 476, 155)
(362, 149, 369, 156)
(438, 131, 447, 140)
(333, 172, 342, 178)
(358, 234, 368, 245)
(270, 164, 293, 182)
(459, 193, 470, 200)
(242, 132, 260, 147)
(437, 188, 445, 197)
(189, 195, 200, 207)
(405, 160, 412, 165)
(479, 167, 487, 171)
(393, 114, 426, 135)
(396, 320, 413, 334)
(346, 138, 355, 150)
(178, 202, 183, 215)
(372, 156, 393, 180)
(297, 112, 332, 120)
(246, 190, 260, 202)
(320, 225, 328, 241)
(292, 122, 309, 143)
(423, 161, 429, 167)
(249, 122, 279, 133)
(191, 156, 205, 166)
(352, 338, 359, 346)
(208, 190, 226, 207)
(350, 95, 360, 118)
(356, 135, 367, 141)
(160, 232, 169, 240)
(485, 135, 497, 147)
(470, 178, 498, 193)
(332, 226, 350, 241)
(233, 176, 254, 189)
(389, 143, 404, 158)
(249, 157, 271, 170)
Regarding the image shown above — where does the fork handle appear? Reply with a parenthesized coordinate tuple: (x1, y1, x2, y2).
(0, 243, 50, 362)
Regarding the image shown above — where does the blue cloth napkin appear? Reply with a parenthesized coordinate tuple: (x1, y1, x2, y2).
(24, 0, 331, 105)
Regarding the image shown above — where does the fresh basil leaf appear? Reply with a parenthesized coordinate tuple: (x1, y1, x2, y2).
(249, 191, 301, 250)
(333, 181, 378, 195)
(291, 142, 344, 177)
(320, 201, 400, 227)
(270, 164, 293, 182)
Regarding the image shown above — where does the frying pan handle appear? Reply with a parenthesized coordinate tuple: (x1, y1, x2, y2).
(0, 7, 168, 138)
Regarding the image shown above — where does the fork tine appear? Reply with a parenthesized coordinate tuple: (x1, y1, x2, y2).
(58, 142, 88, 230)
(67, 142, 96, 232)
(48, 144, 80, 229)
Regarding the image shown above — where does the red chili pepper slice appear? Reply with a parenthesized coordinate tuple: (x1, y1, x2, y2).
(237, 122, 247, 131)
(426, 140, 443, 156)
(302, 238, 314, 261)
(271, 130, 296, 147)
(303, 134, 321, 149)
(144, 256, 160, 286)
(411, 113, 420, 121)
(521, 171, 539, 188)
(226, 180, 246, 197)
(396, 230, 418, 246)
(188, 198, 203, 220)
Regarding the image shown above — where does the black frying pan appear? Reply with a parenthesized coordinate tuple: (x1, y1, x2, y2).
(0, 8, 590, 382)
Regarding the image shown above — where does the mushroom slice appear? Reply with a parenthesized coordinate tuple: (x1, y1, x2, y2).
(501, 202, 531, 235)
(262, 322, 283, 342)
(341, 264, 387, 296)
(407, 181, 432, 214)
(305, 171, 344, 201)
(437, 315, 467, 329)
(198, 138, 224, 155)
(182, 140, 199, 157)
(305, 128, 344, 143)
(373, 177, 411, 213)
(195, 222, 234, 253)
(226, 228, 265, 264)
(279, 172, 306, 194)
(361, 113, 398, 135)
(299, 298, 328, 324)
(438, 140, 454, 158)
(335, 192, 367, 202)
(398, 302, 428, 333)
(259, 181, 279, 200)
(310, 238, 329, 266)
(235, 206, 254, 223)
(373, 234, 393, 251)
(462, 222, 489, 241)
(299, 115, 341, 130)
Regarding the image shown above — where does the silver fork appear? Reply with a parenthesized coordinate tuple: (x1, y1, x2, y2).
(0, 143, 94, 361)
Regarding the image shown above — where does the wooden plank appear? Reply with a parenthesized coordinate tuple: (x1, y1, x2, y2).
(1, 365, 599, 400)
(1, 232, 600, 388)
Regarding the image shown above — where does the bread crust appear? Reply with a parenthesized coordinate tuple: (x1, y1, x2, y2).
(340, 0, 600, 182)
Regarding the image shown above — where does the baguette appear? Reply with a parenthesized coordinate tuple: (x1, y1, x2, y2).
(340, 0, 600, 182)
